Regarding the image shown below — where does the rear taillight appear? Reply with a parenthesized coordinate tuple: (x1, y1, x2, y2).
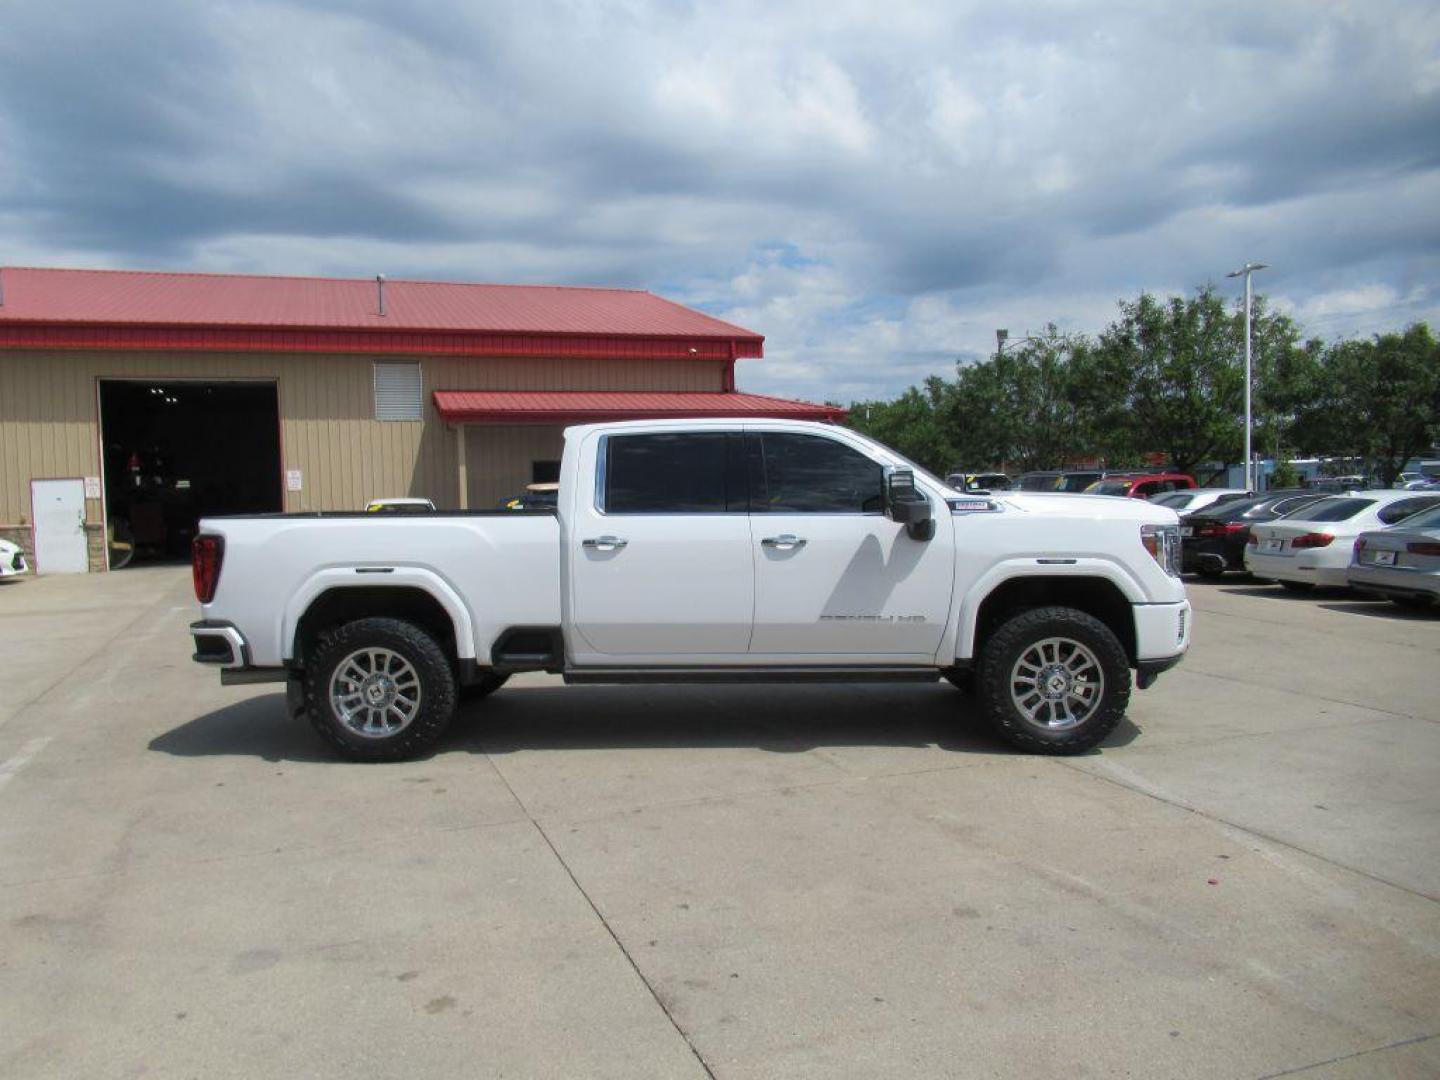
(1290, 532, 1335, 550)
(1353, 537, 1366, 559)
(1407, 542, 1440, 556)
(192, 534, 224, 603)
(1197, 522, 1246, 538)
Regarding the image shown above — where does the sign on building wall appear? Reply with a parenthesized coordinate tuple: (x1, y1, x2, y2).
(286, 469, 303, 492)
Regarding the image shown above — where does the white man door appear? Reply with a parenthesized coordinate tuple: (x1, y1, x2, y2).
(31, 479, 89, 573)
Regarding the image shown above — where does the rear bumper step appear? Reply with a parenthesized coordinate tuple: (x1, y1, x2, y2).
(190, 621, 250, 669)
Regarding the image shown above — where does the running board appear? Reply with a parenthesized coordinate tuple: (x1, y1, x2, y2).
(563, 667, 941, 685)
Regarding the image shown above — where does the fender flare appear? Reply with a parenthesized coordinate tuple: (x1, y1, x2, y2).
(280, 567, 478, 661)
(947, 557, 1146, 661)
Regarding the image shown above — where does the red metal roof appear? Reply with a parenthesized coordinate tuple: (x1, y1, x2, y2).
(433, 390, 846, 424)
(0, 266, 763, 360)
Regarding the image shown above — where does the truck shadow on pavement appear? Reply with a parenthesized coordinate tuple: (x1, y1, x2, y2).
(150, 683, 1140, 762)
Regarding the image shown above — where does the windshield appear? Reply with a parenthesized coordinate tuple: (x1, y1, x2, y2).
(1286, 497, 1374, 522)
(1087, 480, 1133, 497)
(1018, 473, 1060, 491)
(1057, 473, 1101, 492)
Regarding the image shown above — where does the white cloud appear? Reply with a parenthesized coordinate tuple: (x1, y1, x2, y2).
(0, 0, 1436, 402)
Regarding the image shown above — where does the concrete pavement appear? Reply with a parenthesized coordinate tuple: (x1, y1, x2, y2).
(0, 567, 1436, 1078)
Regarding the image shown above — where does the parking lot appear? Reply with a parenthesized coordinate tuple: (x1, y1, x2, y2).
(1, 567, 1437, 1079)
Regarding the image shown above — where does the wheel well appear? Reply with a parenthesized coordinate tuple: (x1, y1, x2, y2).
(294, 587, 457, 666)
(972, 576, 1136, 664)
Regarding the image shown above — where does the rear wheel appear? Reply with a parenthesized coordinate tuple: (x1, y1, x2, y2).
(977, 606, 1130, 755)
(1196, 562, 1226, 579)
(1279, 581, 1314, 593)
(304, 617, 457, 761)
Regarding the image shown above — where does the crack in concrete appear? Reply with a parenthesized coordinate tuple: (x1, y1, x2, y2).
(1063, 760, 1440, 905)
(1253, 1031, 1437, 1079)
(482, 754, 718, 1080)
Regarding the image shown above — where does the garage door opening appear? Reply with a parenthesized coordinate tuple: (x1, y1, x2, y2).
(99, 380, 282, 567)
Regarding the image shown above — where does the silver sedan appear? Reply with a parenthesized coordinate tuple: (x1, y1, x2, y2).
(1347, 504, 1440, 610)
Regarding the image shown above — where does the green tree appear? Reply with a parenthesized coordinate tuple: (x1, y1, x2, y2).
(1292, 324, 1440, 486)
(848, 376, 957, 474)
(1094, 288, 1246, 479)
(992, 327, 1099, 470)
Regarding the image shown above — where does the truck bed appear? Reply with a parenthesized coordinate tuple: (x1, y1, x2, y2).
(196, 511, 562, 667)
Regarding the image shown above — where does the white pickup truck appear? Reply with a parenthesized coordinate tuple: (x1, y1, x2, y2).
(190, 419, 1190, 760)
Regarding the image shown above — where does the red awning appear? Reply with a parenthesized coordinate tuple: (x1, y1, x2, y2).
(433, 390, 846, 424)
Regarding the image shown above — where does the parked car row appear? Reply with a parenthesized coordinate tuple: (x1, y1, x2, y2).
(953, 468, 1204, 499)
(1178, 487, 1440, 611)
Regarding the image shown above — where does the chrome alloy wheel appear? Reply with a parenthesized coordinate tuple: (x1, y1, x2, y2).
(329, 648, 422, 738)
(1009, 636, 1104, 730)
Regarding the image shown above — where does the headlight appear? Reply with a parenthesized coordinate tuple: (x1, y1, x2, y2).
(1141, 524, 1182, 577)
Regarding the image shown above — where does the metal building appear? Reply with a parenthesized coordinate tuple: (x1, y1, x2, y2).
(0, 267, 843, 572)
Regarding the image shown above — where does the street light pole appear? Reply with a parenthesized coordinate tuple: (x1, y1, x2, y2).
(1227, 262, 1268, 491)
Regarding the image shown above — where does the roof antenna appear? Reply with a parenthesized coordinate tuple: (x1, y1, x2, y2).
(376, 273, 386, 316)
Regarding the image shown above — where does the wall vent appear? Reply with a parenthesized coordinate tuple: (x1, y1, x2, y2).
(374, 361, 422, 421)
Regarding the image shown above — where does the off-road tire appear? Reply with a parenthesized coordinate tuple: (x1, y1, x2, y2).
(977, 606, 1131, 755)
(304, 617, 457, 762)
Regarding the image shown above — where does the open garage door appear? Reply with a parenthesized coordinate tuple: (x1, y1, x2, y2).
(99, 380, 282, 567)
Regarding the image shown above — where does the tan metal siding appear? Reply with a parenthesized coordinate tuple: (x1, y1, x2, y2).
(463, 426, 567, 508)
(0, 350, 728, 524)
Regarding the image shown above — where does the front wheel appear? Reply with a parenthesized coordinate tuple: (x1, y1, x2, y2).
(977, 607, 1131, 755)
(304, 617, 457, 761)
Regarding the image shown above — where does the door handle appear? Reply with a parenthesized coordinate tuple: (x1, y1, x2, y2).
(761, 534, 806, 549)
(582, 535, 628, 551)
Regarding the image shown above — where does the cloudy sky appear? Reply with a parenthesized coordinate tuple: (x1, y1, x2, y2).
(2, 1, 1437, 402)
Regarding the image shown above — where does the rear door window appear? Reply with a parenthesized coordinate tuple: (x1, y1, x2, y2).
(603, 432, 746, 513)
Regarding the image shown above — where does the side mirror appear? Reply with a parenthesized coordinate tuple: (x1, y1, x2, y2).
(884, 468, 935, 541)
